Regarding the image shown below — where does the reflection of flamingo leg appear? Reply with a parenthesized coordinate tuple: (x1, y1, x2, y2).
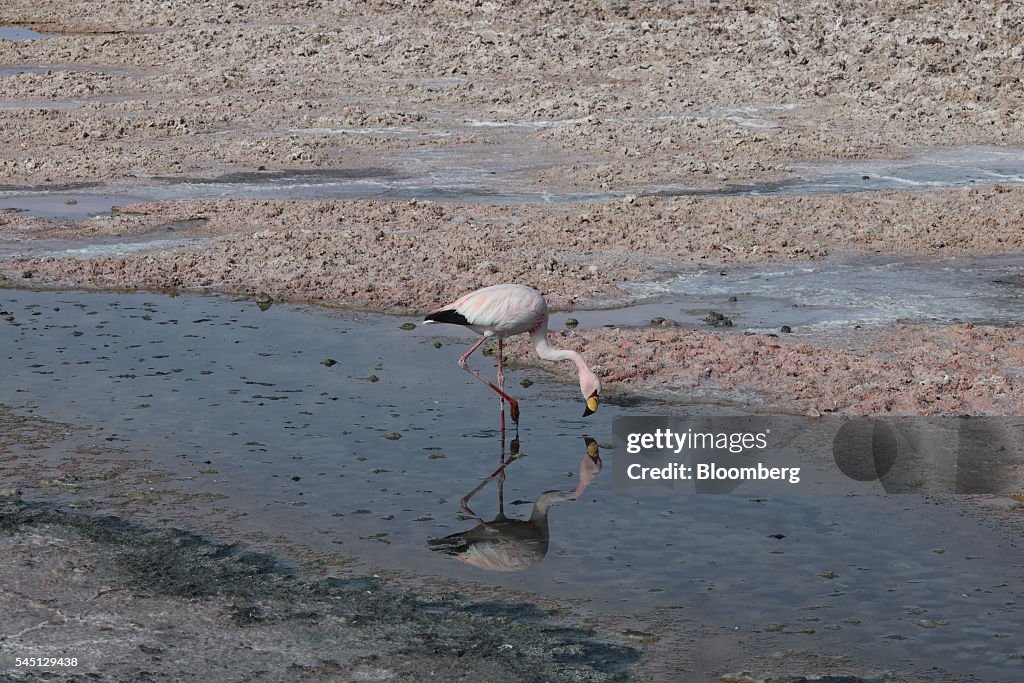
(497, 458, 506, 519)
(460, 444, 521, 527)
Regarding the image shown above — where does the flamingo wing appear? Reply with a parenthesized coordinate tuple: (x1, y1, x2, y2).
(425, 284, 546, 336)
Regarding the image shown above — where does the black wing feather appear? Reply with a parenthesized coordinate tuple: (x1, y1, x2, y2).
(424, 308, 470, 325)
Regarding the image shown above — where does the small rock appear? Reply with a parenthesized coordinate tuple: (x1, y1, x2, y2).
(703, 311, 733, 327)
(433, 341, 443, 348)
(728, 296, 738, 302)
(383, 432, 401, 440)
(780, 325, 792, 333)
(660, 319, 678, 327)
(806, 407, 821, 418)
(254, 292, 273, 304)
(650, 317, 665, 325)
(520, 378, 534, 388)
(368, 374, 379, 382)
(321, 358, 337, 367)
(399, 322, 416, 331)
(564, 317, 579, 328)
(819, 570, 839, 579)
(21, 271, 33, 279)
(64, 199, 78, 205)
(917, 619, 939, 629)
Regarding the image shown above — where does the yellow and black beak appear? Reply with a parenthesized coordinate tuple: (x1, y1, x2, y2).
(582, 394, 599, 417)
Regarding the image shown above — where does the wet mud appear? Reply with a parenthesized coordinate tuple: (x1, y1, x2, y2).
(0, 498, 637, 682)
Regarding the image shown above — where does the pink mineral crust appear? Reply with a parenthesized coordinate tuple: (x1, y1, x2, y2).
(2, 195, 1022, 416)
(2, 187, 1024, 311)
(508, 324, 1023, 416)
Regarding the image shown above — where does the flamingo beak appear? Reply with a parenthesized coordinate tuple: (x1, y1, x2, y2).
(582, 394, 599, 417)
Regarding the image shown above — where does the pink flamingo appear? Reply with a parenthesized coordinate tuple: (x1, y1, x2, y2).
(423, 284, 601, 423)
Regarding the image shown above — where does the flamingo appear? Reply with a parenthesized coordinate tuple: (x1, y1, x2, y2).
(423, 283, 601, 422)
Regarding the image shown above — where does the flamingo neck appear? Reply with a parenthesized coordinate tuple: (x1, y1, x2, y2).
(530, 490, 578, 524)
(530, 327, 591, 378)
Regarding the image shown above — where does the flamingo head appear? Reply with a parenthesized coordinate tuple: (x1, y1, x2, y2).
(580, 370, 601, 417)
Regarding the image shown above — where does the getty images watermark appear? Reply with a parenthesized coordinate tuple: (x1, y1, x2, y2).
(612, 416, 1024, 495)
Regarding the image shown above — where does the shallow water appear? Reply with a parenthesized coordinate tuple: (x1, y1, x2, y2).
(0, 218, 207, 260)
(0, 63, 142, 77)
(649, 146, 1024, 198)
(0, 27, 56, 41)
(625, 254, 1024, 333)
(2, 288, 1021, 680)
(3, 146, 1024, 220)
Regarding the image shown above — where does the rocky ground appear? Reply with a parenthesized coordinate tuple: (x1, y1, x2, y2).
(3, 187, 1024, 309)
(513, 321, 1024, 416)
(1, 1, 1023, 187)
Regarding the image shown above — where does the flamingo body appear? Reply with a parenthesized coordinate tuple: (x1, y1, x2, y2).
(424, 284, 601, 421)
(426, 283, 547, 338)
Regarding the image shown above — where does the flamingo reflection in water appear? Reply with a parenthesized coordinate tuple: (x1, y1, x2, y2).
(427, 435, 602, 572)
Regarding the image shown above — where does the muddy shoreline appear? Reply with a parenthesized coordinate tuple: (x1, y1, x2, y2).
(0, 497, 639, 682)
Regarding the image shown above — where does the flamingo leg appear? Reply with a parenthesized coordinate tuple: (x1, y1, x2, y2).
(497, 338, 506, 390)
(459, 335, 520, 422)
(497, 338, 506, 431)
